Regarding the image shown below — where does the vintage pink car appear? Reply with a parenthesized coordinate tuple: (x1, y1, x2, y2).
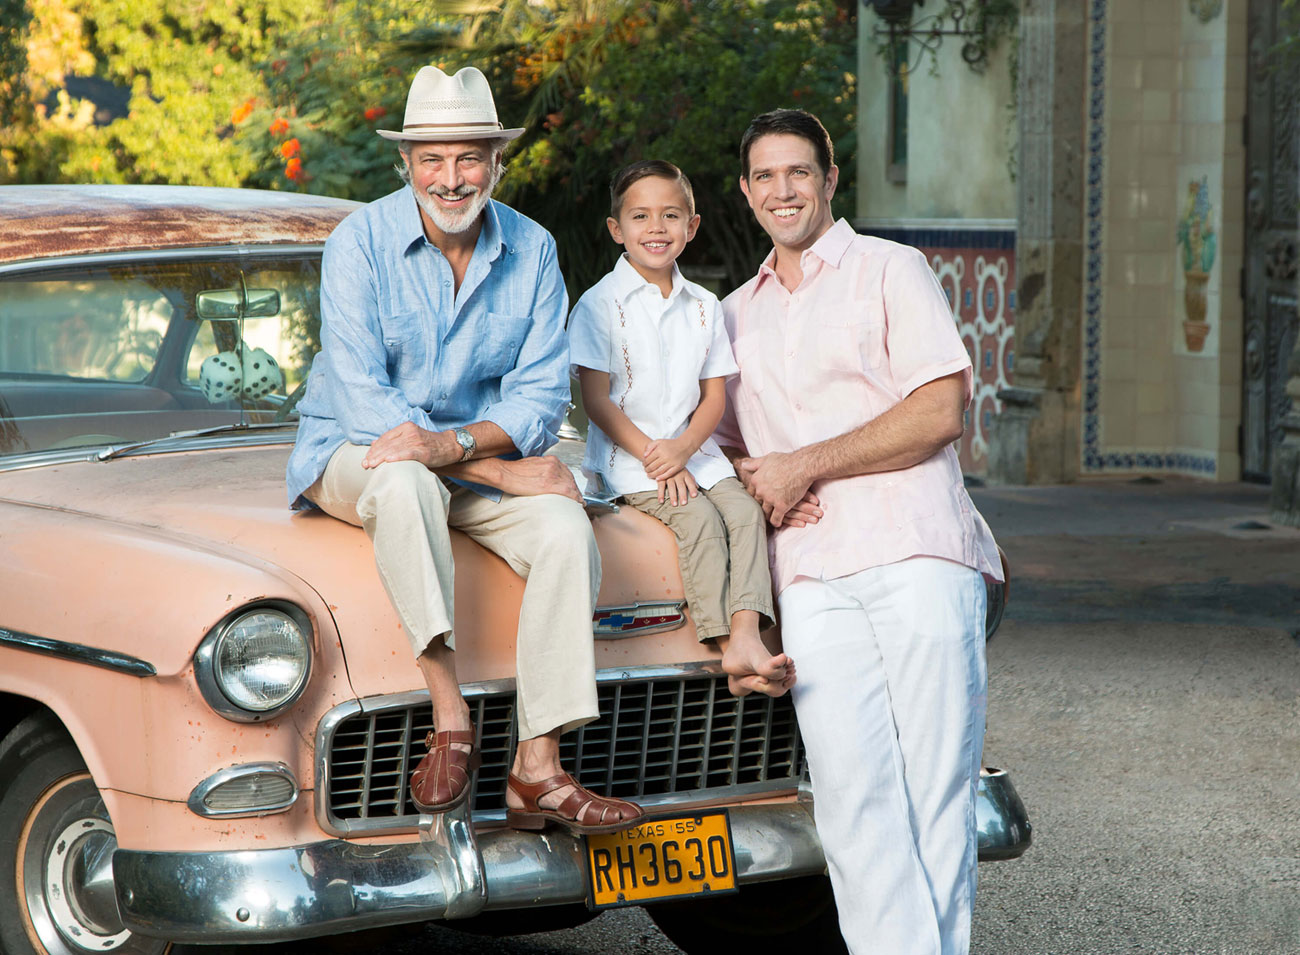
(0, 185, 1029, 955)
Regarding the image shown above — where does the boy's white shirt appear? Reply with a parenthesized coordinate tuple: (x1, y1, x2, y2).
(568, 254, 739, 496)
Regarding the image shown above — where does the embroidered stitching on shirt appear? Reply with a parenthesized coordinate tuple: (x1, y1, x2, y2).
(613, 297, 634, 469)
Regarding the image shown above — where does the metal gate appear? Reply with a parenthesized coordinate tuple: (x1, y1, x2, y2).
(1243, 0, 1300, 481)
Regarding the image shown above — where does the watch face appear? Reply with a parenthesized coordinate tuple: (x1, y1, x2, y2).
(455, 429, 475, 458)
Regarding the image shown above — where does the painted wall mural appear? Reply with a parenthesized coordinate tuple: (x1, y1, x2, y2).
(1177, 175, 1217, 353)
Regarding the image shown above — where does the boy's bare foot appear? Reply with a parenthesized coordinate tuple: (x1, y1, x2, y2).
(719, 631, 796, 698)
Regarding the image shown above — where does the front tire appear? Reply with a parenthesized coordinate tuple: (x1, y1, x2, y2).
(0, 710, 170, 955)
(646, 875, 847, 955)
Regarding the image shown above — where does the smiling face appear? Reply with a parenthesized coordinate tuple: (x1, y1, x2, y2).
(404, 140, 501, 238)
(606, 175, 700, 291)
(739, 133, 838, 259)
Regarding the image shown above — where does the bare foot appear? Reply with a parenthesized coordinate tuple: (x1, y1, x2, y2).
(719, 629, 795, 698)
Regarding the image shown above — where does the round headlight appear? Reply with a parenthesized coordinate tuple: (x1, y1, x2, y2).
(214, 609, 310, 712)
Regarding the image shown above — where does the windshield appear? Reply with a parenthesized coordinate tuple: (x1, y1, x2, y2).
(0, 252, 321, 458)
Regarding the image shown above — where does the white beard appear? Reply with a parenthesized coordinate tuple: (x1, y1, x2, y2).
(414, 178, 496, 235)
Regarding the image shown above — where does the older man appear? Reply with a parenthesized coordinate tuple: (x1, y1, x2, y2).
(286, 66, 642, 835)
(716, 108, 1003, 954)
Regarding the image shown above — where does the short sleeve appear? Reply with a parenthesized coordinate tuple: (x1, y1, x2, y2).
(698, 296, 739, 381)
(883, 248, 973, 405)
(567, 290, 611, 377)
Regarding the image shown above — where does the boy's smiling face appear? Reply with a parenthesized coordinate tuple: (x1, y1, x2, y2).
(607, 175, 700, 288)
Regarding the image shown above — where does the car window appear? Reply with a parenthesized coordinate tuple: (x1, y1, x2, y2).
(0, 252, 323, 458)
(0, 277, 172, 382)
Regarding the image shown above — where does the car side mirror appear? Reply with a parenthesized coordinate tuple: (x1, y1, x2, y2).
(196, 287, 281, 320)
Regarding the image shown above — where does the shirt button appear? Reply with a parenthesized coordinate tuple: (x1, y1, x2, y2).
(443, 281, 451, 287)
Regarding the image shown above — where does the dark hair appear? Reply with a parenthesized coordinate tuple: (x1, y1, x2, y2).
(739, 109, 834, 180)
(609, 159, 696, 218)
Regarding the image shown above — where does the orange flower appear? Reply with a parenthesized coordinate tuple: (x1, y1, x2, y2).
(285, 157, 304, 181)
(279, 138, 301, 159)
(364, 106, 386, 121)
(230, 99, 255, 125)
(269, 117, 290, 136)
(271, 59, 288, 74)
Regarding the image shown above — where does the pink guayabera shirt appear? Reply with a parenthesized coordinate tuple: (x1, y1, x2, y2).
(715, 218, 1003, 595)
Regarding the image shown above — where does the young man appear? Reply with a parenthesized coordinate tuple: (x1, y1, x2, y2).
(715, 109, 1003, 954)
(286, 65, 642, 835)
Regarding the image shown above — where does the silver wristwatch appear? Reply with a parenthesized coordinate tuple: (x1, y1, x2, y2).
(451, 427, 476, 462)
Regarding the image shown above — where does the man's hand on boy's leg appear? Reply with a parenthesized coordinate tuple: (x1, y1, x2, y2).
(643, 436, 694, 480)
(657, 469, 698, 506)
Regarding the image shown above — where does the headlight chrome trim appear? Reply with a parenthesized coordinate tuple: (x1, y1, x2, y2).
(194, 601, 313, 723)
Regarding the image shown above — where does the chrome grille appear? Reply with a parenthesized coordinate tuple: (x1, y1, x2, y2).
(322, 672, 805, 833)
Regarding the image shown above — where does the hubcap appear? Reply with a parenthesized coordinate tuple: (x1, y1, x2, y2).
(18, 772, 167, 955)
(45, 817, 128, 944)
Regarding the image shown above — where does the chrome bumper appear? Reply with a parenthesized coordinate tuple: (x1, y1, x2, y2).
(115, 773, 1031, 942)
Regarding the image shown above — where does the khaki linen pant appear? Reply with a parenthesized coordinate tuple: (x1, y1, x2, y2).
(622, 476, 775, 640)
(306, 442, 600, 740)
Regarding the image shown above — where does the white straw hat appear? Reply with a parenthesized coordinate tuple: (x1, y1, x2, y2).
(376, 65, 525, 142)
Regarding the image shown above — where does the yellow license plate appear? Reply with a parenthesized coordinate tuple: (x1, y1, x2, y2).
(585, 811, 738, 908)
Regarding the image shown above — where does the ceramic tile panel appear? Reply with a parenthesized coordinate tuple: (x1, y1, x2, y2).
(1081, 0, 1221, 478)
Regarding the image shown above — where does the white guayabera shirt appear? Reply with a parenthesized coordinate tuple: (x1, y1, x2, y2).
(568, 255, 739, 496)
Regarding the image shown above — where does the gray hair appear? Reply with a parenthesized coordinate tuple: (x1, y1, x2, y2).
(395, 137, 511, 185)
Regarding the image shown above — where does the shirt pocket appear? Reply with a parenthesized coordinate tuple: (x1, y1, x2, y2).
(729, 332, 767, 405)
(478, 313, 531, 379)
(817, 308, 886, 373)
(378, 310, 429, 383)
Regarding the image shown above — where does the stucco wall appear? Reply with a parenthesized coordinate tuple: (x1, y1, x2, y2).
(855, 12, 1018, 221)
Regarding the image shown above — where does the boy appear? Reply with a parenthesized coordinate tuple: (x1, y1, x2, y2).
(567, 159, 794, 698)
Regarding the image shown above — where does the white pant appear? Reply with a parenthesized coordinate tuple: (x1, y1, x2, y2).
(780, 558, 987, 955)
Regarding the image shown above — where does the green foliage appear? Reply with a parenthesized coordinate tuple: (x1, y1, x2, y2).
(488, 0, 859, 295)
(248, 0, 857, 295)
(5, 0, 858, 298)
(0, 0, 33, 129)
(3, 0, 328, 185)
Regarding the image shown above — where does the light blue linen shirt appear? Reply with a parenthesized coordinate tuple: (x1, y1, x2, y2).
(286, 188, 570, 507)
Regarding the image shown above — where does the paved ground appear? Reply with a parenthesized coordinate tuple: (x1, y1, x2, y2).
(971, 479, 1300, 955)
(193, 478, 1300, 954)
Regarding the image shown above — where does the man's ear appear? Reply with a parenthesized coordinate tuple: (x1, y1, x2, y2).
(606, 216, 624, 245)
(738, 175, 751, 204)
(824, 164, 840, 201)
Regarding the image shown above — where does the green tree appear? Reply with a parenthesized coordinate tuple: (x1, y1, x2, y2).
(2, 0, 328, 185)
(249, 0, 857, 296)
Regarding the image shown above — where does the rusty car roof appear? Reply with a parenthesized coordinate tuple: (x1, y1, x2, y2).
(0, 184, 361, 266)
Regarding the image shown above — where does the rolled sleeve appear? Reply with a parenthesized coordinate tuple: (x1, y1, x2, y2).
(481, 235, 570, 457)
(318, 232, 438, 443)
(885, 248, 974, 405)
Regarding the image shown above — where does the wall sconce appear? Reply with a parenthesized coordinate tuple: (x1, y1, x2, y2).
(864, 0, 998, 70)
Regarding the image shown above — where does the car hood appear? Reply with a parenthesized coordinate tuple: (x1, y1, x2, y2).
(0, 444, 703, 698)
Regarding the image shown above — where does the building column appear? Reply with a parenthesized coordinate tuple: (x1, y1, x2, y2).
(1271, 116, 1300, 526)
(987, 0, 1085, 485)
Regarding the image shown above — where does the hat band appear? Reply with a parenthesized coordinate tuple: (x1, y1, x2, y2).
(403, 121, 505, 131)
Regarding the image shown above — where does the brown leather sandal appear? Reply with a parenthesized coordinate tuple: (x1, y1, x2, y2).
(505, 771, 645, 835)
(410, 728, 480, 813)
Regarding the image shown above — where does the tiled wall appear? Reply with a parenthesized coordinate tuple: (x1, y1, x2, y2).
(855, 223, 1016, 478)
(1084, 0, 1245, 478)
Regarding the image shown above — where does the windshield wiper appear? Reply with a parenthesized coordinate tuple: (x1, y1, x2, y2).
(95, 422, 294, 462)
